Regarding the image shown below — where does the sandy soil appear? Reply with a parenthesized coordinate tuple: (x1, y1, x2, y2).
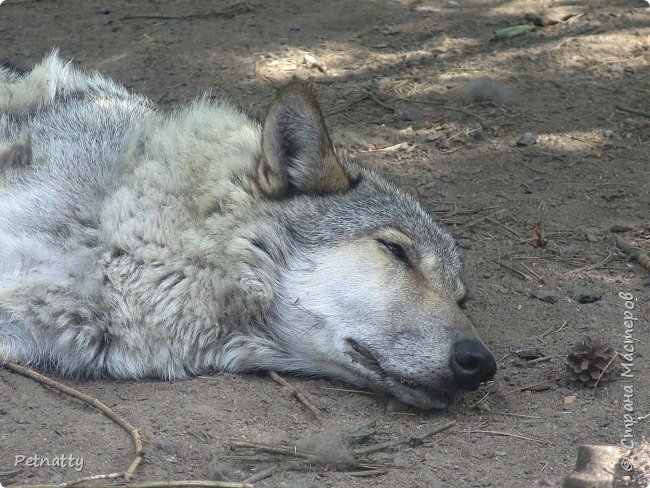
(1, 0, 649, 487)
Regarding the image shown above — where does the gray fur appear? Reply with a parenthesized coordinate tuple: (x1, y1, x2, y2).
(0, 52, 493, 409)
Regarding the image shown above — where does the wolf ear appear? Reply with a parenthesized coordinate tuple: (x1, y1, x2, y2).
(257, 82, 352, 197)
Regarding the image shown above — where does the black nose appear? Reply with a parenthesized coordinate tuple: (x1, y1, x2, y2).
(450, 339, 497, 390)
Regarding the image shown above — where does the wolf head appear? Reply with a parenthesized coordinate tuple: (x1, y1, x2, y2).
(236, 83, 496, 409)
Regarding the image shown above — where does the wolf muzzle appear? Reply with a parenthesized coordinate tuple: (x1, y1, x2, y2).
(450, 339, 497, 391)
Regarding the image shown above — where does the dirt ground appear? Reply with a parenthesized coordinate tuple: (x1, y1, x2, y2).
(1, 0, 649, 487)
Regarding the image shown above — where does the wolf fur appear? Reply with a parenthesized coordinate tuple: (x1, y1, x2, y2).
(0, 52, 495, 409)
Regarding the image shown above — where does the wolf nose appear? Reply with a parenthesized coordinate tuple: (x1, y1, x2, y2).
(450, 339, 497, 390)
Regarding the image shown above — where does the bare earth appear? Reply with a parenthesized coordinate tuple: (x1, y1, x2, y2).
(1, 1, 649, 487)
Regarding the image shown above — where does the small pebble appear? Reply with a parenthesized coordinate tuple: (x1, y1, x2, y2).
(515, 348, 544, 360)
(20, 49, 32, 58)
(154, 436, 173, 454)
(288, 24, 301, 31)
(495, 191, 507, 198)
(563, 395, 577, 405)
(486, 107, 505, 117)
(98, 7, 110, 14)
(516, 132, 537, 147)
(530, 289, 559, 304)
(603, 129, 614, 137)
(586, 255, 603, 264)
(609, 64, 624, 73)
(571, 286, 601, 304)
(585, 232, 599, 242)
(438, 138, 452, 150)
(398, 110, 414, 121)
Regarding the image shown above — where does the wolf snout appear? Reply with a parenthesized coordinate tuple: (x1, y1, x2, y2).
(450, 339, 497, 391)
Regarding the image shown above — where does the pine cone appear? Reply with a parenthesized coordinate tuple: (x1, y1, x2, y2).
(567, 336, 615, 386)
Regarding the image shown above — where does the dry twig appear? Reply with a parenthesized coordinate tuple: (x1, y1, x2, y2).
(506, 374, 569, 394)
(4, 362, 144, 482)
(353, 420, 457, 456)
(615, 104, 650, 119)
(242, 466, 277, 484)
(461, 430, 554, 446)
(357, 142, 411, 153)
(495, 260, 534, 281)
(561, 252, 614, 276)
(462, 208, 506, 228)
(229, 439, 384, 470)
(268, 370, 320, 418)
(3, 363, 253, 488)
(327, 94, 368, 115)
(122, 3, 252, 21)
(12, 483, 252, 488)
(319, 386, 380, 395)
(362, 89, 395, 112)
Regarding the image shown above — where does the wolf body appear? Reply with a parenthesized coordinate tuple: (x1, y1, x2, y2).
(0, 53, 495, 409)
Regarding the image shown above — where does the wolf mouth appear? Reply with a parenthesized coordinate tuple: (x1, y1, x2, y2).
(343, 338, 457, 406)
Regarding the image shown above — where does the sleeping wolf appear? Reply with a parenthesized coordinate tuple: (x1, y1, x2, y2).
(0, 52, 496, 409)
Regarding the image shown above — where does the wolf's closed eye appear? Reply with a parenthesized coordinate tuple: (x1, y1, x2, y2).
(377, 239, 411, 267)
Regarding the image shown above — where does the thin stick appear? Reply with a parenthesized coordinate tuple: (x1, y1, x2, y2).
(357, 142, 410, 153)
(353, 420, 457, 455)
(469, 391, 490, 409)
(560, 252, 613, 275)
(122, 3, 251, 22)
(229, 439, 383, 470)
(242, 466, 276, 484)
(327, 94, 368, 115)
(12, 483, 253, 488)
(541, 320, 567, 338)
(488, 411, 542, 419)
(268, 371, 320, 418)
(526, 356, 552, 365)
(363, 89, 395, 112)
(495, 260, 533, 281)
(319, 386, 380, 395)
(506, 374, 568, 394)
(462, 208, 506, 228)
(347, 469, 389, 477)
(0, 469, 22, 477)
(519, 263, 545, 283)
(615, 104, 650, 119)
(593, 352, 620, 392)
(462, 430, 554, 446)
(58, 472, 124, 488)
(516, 159, 549, 174)
(4, 362, 144, 478)
(485, 217, 521, 240)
